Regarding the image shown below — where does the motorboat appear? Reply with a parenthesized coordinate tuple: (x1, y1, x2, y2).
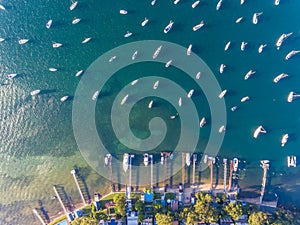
(287, 91, 300, 103)
(123, 153, 129, 172)
(174, 0, 180, 4)
(275, 0, 280, 6)
(52, 42, 62, 48)
(0, 4, 6, 10)
(141, 18, 149, 27)
(260, 160, 270, 166)
(46, 20, 53, 29)
(276, 32, 293, 50)
(187, 89, 194, 98)
(109, 56, 117, 62)
(178, 97, 182, 107)
(7, 74, 17, 79)
(153, 45, 162, 59)
(233, 158, 239, 172)
(0, 38, 4, 42)
(161, 153, 165, 165)
(258, 44, 267, 53)
(153, 80, 159, 89)
(120, 94, 129, 105)
(18, 39, 29, 45)
(244, 70, 256, 80)
(186, 153, 191, 167)
(82, 37, 91, 44)
(165, 60, 172, 68)
(287, 156, 296, 167)
(132, 51, 138, 60)
(196, 72, 201, 80)
(231, 106, 238, 112)
(124, 31, 132, 38)
(224, 41, 231, 51)
(252, 12, 263, 24)
(120, 9, 128, 15)
(148, 100, 154, 109)
(49, 68, 57, 72)
(60, 96, 69, 102)
(69, 1, 78, 10)
(199, 117, 206, 128)
(75, 70, 84, 77)
(285, 50, 300, 60)
(131, 79, 138, 86)
(187, 44, 192, 56)
(241, 96, 250, 102)
(170, 113, 179, 119)
(31, 89, 41, 96)
(235, 17, 243, 23)
(151, 0, 156, 5)
(192, 0, 200, 8)
(216, 0, 222, 10)
(203, 154, 208, 164)
(240, 0, 245, 4)
(273, 73, 288, 83)
(104, 154, 111, 166)
(219, 125, 226, 133)
(241, 41, 247, 51)
(219, 64, 226, 74)
(253, 125, 267, 138)
(218, 89, 227, 99)
(92, 91, 100, 100)
(144, 153, 149, 166)
(193, 21, 204, 31)
(164, 20, 174, 34)
(72, 18, 81, 24)
(281, 134, 289, 147)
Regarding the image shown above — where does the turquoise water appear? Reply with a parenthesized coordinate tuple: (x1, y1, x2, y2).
(1, 0, 300, 224)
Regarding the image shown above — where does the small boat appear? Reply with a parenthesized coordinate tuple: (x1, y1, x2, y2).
(120, 9, 128, 15)
(224, 41, 231, 51)
(131, 79, 138, 86)
(121, 94, 129, 105)
(273, 73, 288, 83)
(164, 20, 174, 34)
(203, 154, 208, 164)
(285, 50, 300, 60)
(192, 0, 200, 8)
(124, 31, 132, 38)
(187, 44, 192, 56)
(218, 89, 227, 99)
(281, 134, 289, 147)
(0, 38, 5, 42)
(287, 156, 297, 167)
(187, 89, 194, 98)
(109, 56, 117, 62)
(75, 70, 84, 77)
(199, 117, 206, 128)
(161, 153, 165, 165)
(153, 45, 162, 59)
(233, 158, 239, 172)
(241, 41, 247, 51)
(253, 125, 267, 138)
(219, 125, 226, 133)
(132, 51, 138, 60)
(216, 0, 222, 10)
(174, 0, 180, 4)
(261, 160, 270, 165)
(165, 60, 172, 68)
(241, 96, 250, 102)
(18, 39, 29, 45)
(46, 20, 53, 29)
(193, 21, 204, 31)
(240, 0, 245, 4)
(235, 17, 243, 23)
(52, 42, 62, 48)
(219, 64, 226, 74)
(258, 44, 267, 53)
(60, 96, 69, 102)
(69, 1, 78, 10)
(196, 72, 201, 80)
(148, 100, 154, 109)
(82, 37, 91, 44)
(153, 80, 159, 89)
(231, 106, 238, 112)
(276, 32, 293, 50)
(49, 68, 57, 72)
(144, 153, 149, 166)
(186, 153, 191, 167)
(31, 89, 41, 96)
(6, 74, 17, 79)
(151, 0, 156, 5)
(92, 91, 100, 100)
(178, 97, 182, 107)
(104, 154, 111, 166)
(123, 153, 129, 172)
(170, 113, 179, 119)
(274, 0, 280, 6)
(141, 18, 149, 27)
(244, 70, 256, 80)
(287, 91, 300, 103)
(0, 4, 6, 10)
(252, 12, 263, 25)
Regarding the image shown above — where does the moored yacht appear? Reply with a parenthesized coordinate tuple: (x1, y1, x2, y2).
(219, 64, 226, 74)
(287, 156, 296, 167)
(186, 153, 191, 167)
(165, 60, 172, 68)
(60, 96, 69, 102)
(144, 153, 149, 166)
(196, 72, 201, 80)
(161, 153, 165, 165)
(123, 153, 129, 172)
(164, 20, 174, 34)
(241, 96, 250, 102)
(72, 18, 81, 24)
(49, 68, 57, 72)
(187, 44, 192, 56)
(120, 9, 128, 15)
(233, 158, 239, 172)
(219, 125, 226, 133)
(235, 17, 243, 23)
(276, 32, 293, 50)
(92, 91, 100, 100)
(0, 38, 5, 42)
(231, 106, 238, 112)
(153, 45, 162, 59)
(192, 0, 200, 8)
(285, 50, 300, 60)
(104, 154, 111, 166)
(7, 74, 17, 79)
(240, 0, 245, 4)
(0, 4, 6, 10)
(244, 70, 256, 80)
(199, 117, 206, 128)
(174, 0, 180, 4)
(252, 12, 263, 24)
(224, 41, 231, 51)
(241, 41, 247, 51)
(18, 39, 29, 45)
(124, 31, 132, 38)
(132, 51, 138, 60)
(275, 0, 280, 6)
(218, 89, 227, 99)
(31, 89, 41, 96)
(153, 80, 159, 90)
(148, 100, 154, 109)
(69, 1, 78, 10)
(287, 91, 300, 103)
(258, 44, 267, 53)
(273, 73, 288, 83)
(281, 134, 289, 147)
(193, 21, 204, 31)
(52, 42, 62, 48)
(141, 18, 149, 27)
(187, 89, 194, 98)
(178, 97, 182, 107)
(75, 70, 84, 77)
(151, 0, 156, 5)
(46, 20, 53, 29)
(216, 0, 222, 11)
(109, 56, 117, 62)
(131, 79, 138, 86)
(82, 37, 91, 44)
(120, 94, 129, 105)
(253, 125, 267, 138)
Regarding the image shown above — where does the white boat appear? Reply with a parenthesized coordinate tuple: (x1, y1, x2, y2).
(46, 20, 53, 29)
(0, 38, 5, 42)
(153, 46, 162, 59)
(285, 50, 300, 60)
(186, 153, 191, 167)
(219, 64, 226, 74)
(240, 0, 245, 4)
(148, 100, 154, 109)
(241, 96, 250, 102)
(219, 125, 226, 133)
(196, 72, 201, 80)
(231, 106, 238, 112)
(273, 73, 288, 83)
(121, 94, 129, 105)
(281, 134, 289, 147)
(6, 74, 17, 79)
(260, 160, 270, 166)
(253, 125, 267, 138)
(144, 153, 149, 166)
(174, 0, 180, 4)
(141, 18, 149, 27)
(151, 0, 156, 6)
(131, 79, 138, 86)
(124, 31, 132, 38)
(287, 156, 296, 167)
(92, 91, 100, 100)
(178, 97, 182, 107)
(199, 117, 206, 128)
(75, 70, 84, 77)
(18, 39, 29, 45)
(164, 20, 174, 34)
(203, 154, 208, 164)
(187, 89, 194, 98)
(69, 1, 78, 10)
(123, 153, 129, 172)
(244, 70, 256, 80)
(276, 32, 293, 50)
(252, 12, 263, 25)
(49, 68, 57, 72)
(165, 60, 172, 68)
(241, 42, 247, 51)
(161, 153, 165, 165)
(170, 113, 179, 119)
(104, 154, 111, 166)
(109, 56, 117, 62)
(258, 44, 267, 53)
(233, 158, 239, 172)
(52, 42, 62, 48)
(235, 17, 243, 23)
(192, 0, 200, 8)
(31, 89, 41, 96)
(218, 89, 227, 99)
(120, 9, 128, 15)
(0, 4, 6, 10)
(275, 0, 280, 6)
(216, 0, 222, 10)
(82, 37, 91, 44)
(193, 21, 204, 31)
(132, 51, 138, 60)
(153, 80, 159, 89)
(224, 41, 231, 51)
(60, 96, 69, 102)
(187, 44, 192, 56)
(287, 91, 300, 103)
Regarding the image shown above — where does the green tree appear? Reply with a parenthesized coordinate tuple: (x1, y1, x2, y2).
(248, 211, 270, 225)
(71, 217, 98, 225)
(153, 203, 162, 214)
(155, 213, 173, 225)
(194, 193, 219, 224)
(138, 212, 145, 223)
(134, 200, 144, 212)
(186, 210, 198, 225)
(224, 202, 243, 220)
(113, 194, 126, 217)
